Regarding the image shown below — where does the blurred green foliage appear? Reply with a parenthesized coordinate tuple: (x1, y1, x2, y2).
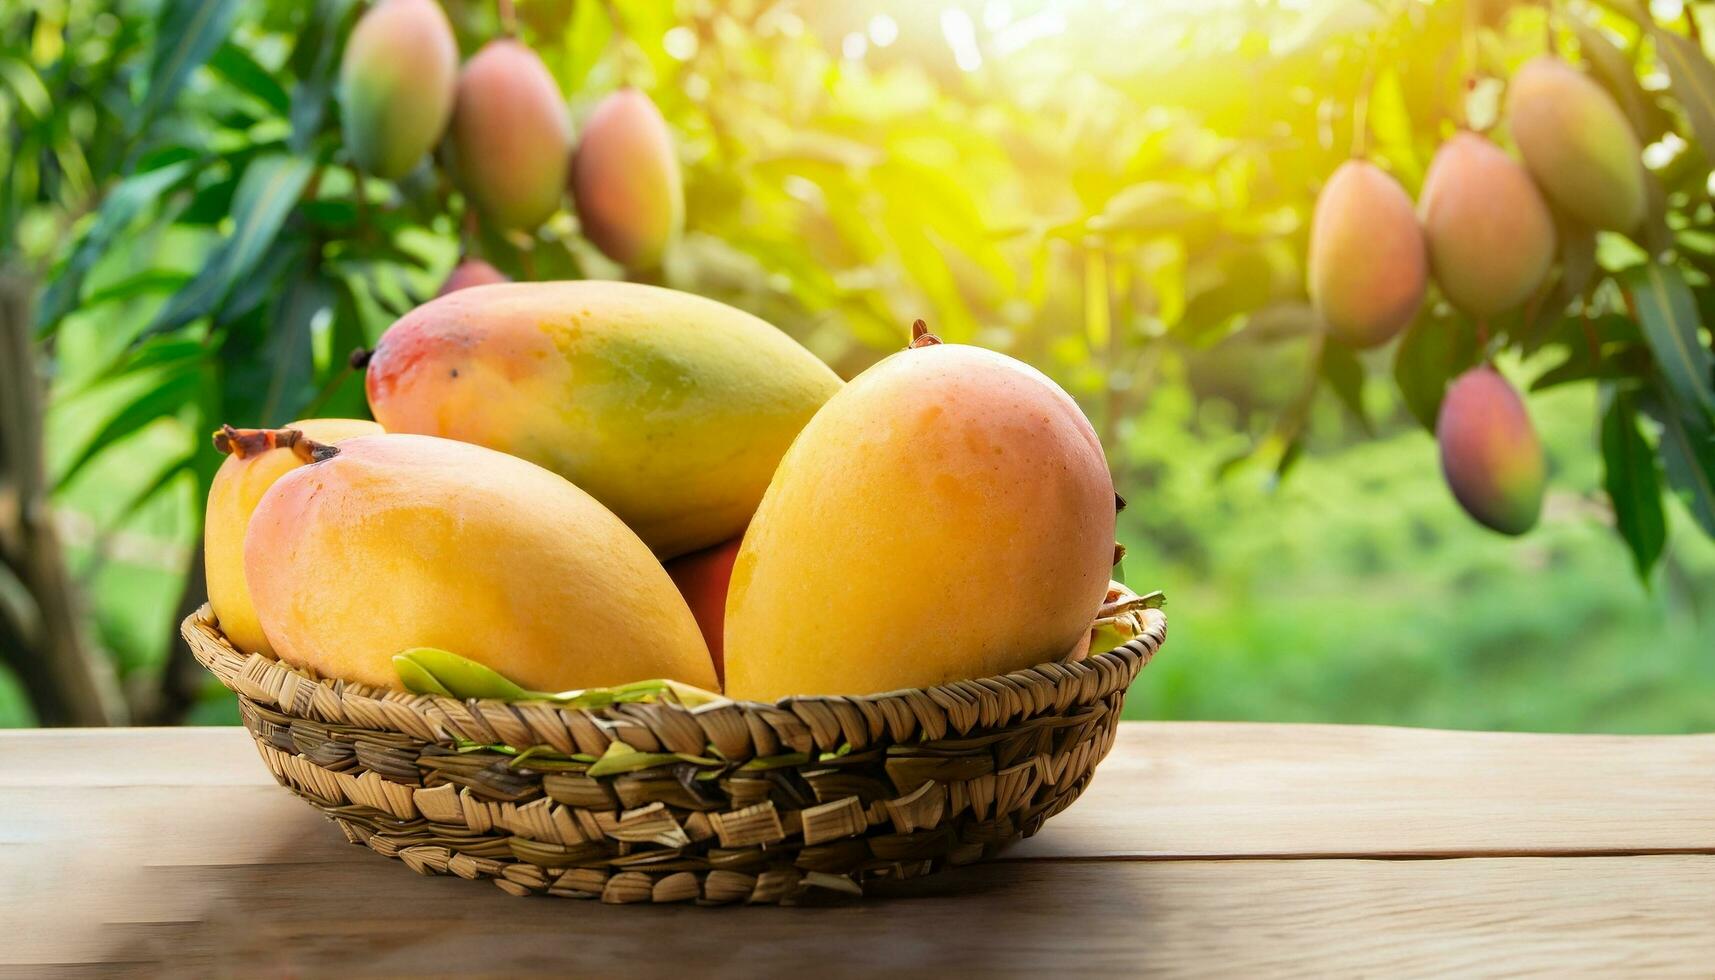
(2, 0, 1713, 730)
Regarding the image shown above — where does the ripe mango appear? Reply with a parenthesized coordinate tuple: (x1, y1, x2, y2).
(204, 419, 383, 656)
(571, 89, 684, 269)
(450, 40, 572, 231)
(1506, 56, 1645, 233)
(364, 281, 842, 558)
(723, 328, 1116, 701)
(1308, 160, 1427, 348)
(337, 0, 458, 180)
(1437, 367, 1545, 535)
(436, 257, 508, 297)
(1419, 133, 1555, 317)
(664, 536, 741, 686)
(243, 433, 715, 692)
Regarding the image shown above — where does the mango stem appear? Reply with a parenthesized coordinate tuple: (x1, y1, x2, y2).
(909, 318, 943, 348)
(212, 424, 338, 464)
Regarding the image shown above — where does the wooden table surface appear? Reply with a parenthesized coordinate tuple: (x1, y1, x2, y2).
(4, 723, 1712, 978)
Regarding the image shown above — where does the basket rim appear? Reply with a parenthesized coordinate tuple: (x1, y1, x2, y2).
(184, 595, 1165, 757)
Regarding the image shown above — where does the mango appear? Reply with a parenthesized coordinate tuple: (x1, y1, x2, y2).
(1436, 366, 1545, 535)
(571, 89, 684, 269)
(450, 40, 572, 231)
(723, 326, 1117, 701)
(337, 0, 458, 180)
(436, 257, 508, 297)
(364, 281, 842, 558)
(243, 433, 715, 692)
(204, 419, 383, 656)
(664, 536, 741, 686)
(1308, 160, 1428, 348)
(1506, 56, 1646, 233)
(1418, 133, 1556, 317)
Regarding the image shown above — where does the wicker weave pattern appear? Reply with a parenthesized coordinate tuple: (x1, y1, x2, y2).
(184, 604, 1165, 904)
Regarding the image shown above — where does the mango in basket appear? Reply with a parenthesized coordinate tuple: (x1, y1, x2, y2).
(362, 281, 842, 558)
(204, 419, 383, 656)
(663, 536, 741, 685)
(723, 322, 1118, 700)
(242, 432, 716, 692)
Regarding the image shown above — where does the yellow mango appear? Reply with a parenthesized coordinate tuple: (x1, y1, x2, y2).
(204, 419, 382, 655)
(723, 328, 1116, 701)
(243, 433, 715, 692)
(364, 281, 842, 558)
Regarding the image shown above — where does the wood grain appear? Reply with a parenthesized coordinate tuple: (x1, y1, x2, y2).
(5, 724, 1712, 977)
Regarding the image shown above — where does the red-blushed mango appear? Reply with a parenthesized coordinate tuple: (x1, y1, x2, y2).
(244, 433, 716, 692)
(337, 0, 457, 180)
(1507, 56, 1646, 233)
(664, 536, 741, 686)
(450, 40, 571, 231)
(204, 419, 383, 656)
(571, 89, 684, 269)
(1436, 367, 1545, 535)
(435, 257, 508, 297)
(1308, 160, 1427, 348)
(1419, 133, 1555, 318)
(722, 328, 1116, 702)
(364, 281, 842, 558)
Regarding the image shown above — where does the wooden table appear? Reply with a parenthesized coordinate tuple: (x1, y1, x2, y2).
(4, 724, 1712, 977)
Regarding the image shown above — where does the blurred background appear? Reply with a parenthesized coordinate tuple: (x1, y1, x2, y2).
(3, 0, 1713, 732)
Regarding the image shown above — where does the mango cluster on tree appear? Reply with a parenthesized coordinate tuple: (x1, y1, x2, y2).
(1306, 49, 1660, 541)
(336, 0, 685, 270)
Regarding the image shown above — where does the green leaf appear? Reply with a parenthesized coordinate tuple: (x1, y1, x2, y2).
(145, 153, 314, 338)
(1650, 27, 1715, 168)
(1600, 385, 1666, 579)
(392, 648, 531, 701)
(0, 56, 52, 121)
(1642, 389, 1715, 538)
(1319, 341, 1372, 435)
(260, 272, 333, 422)
(1572, 20, 1668, 142)
(135, 0, 242, 133)
(287, 0, 360, 152)
(1623, 263, 1715, 426)
(393, 657, 454, 697)
(208, 41, 290, 115)
(52, 364, 204, 490)
(35, 161, 195, 333)
(1393, 311, 1477, 431)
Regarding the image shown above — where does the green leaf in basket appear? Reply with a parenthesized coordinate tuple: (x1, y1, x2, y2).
(392, 655, 454, 697)
(738, 752, 811, 771)
(394, 647, 531, 700)
(540, 677, 726, 709)
(1089, 623, 1131, 657)
(585, 740, 721, 777)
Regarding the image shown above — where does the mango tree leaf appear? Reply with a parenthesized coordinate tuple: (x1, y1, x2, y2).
(1642, 389, 1715, 537)
(1623, 263, 1715, 427)
(1600, 385, 1666, 579)
(34, 160, 195, 333)
(134, 0, 241, 134)
(52, 363, 205, 490)
(1573, 20, 1669, 142)
(208, 41, 289, 115)
(1394, 310, 1478, 431)
(288, 0, 360, 152)
(144, 153, 314, 338)
(1319, 340, 1372, 435)
(1649, 27, 1715, 167)
(260, 271, 334, 423)
(1518, 226, 1597, 353)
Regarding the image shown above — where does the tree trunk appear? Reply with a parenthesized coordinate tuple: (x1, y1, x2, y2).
(0, 270, 128, 726)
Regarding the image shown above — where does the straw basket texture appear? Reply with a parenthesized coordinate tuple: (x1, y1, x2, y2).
(183, 599, 1165, 905)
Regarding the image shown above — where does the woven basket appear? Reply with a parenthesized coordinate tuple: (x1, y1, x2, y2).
(183, 597, 1165, 905)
